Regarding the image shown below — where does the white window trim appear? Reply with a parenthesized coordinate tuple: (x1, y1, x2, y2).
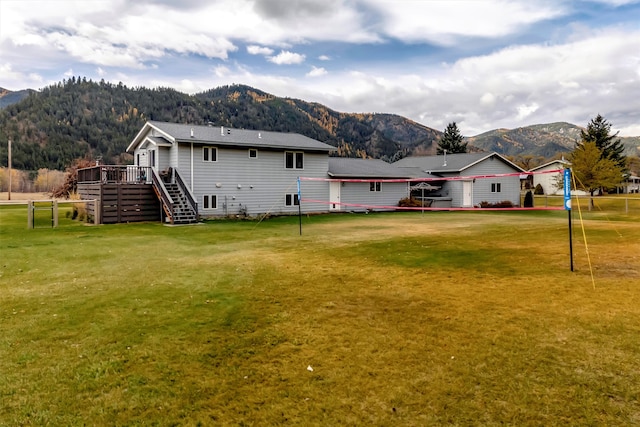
(369, 182, 382, 192)
(249, 149, 258, 159)
(491, 183, 502, 193)
(203, 194, 218, 209)
(285, 193, 300, 206)
(284, 151, 304, 170)
(203, 147, 218, 162)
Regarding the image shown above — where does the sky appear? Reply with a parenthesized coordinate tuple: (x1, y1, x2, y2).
(1, 0, 639, 136)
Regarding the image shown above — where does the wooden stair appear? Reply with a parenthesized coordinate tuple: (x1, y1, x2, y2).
(163, 183, 198, 224)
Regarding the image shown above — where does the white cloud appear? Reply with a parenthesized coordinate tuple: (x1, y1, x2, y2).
(0, 64, 44, 90)
(249, 0, 381, 44)
(588, 0, 639, 4)
(516, 103, 540, 120)
(1, 0, 639, 137)
(268, 50, 306, 65)
(365, 0, 566, 44)
(213, 65, 232, 78)
(247, 45, 274, 56)
(480, 93, 497, 106)
(253, 28, 639, 136)
(306, 66, 327, 77)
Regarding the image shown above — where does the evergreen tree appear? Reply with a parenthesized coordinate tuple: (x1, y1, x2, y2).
(579, 114, 626, 169)
(437, 122, 467, 154)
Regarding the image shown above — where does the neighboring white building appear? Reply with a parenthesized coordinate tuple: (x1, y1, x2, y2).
(623, 175, 640, 194)
(529, 159, 570, 195)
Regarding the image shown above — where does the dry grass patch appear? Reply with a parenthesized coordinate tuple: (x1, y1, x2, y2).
(1, 209, 640, 425)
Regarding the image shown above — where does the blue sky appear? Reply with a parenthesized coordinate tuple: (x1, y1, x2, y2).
(1, 0, 639, 136)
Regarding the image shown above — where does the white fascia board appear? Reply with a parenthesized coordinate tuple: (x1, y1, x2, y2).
(126, 122, 176, 153)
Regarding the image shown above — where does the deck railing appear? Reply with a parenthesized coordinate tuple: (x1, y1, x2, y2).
(174, 169, 198, 220)
(77, 165, 152, 184)
(151, 168, 174, 223)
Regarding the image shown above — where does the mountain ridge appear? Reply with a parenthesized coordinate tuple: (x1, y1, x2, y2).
(0, 87, 34, 109)
(0, 80, 638, 171)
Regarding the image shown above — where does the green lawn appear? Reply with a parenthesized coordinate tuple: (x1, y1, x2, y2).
(1, 205, 639, 425)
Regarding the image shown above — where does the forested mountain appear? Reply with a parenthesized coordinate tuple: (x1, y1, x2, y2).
(0, 79, 440, 171)
(0, 87, 34, 109)
(0, 78, 638, 172)
(468, 123, 639, 158)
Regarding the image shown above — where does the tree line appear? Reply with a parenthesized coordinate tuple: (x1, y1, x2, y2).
(0, 77, 635, 197)
(1, 79, 433, 173)
(437, 117, 631, 195)
(0, 167, 65, 193)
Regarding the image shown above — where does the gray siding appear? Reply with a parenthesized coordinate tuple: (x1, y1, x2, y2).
(440, 179, 464, 207)
(175, 143, 330, 216)
(466, 160, 521, 207)
(158, 146, 171, 171)
(436, 160, 521, 207)
(340, 182, 408, 211)
(169, 142, 180, 174)
(176, 142, 193, 184)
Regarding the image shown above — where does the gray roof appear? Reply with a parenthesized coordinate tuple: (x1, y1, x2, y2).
(328, 158, 412, 178)
(128, 121, 335, 153)
(393, 152, 524, 174)
(529, 159, 570, 172)
(147, 136, 171, 146)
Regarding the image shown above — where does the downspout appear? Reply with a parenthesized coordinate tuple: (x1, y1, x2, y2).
(190, 142, 194, 190)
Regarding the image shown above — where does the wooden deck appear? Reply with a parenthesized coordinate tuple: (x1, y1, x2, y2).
(77, 166, 160, 224)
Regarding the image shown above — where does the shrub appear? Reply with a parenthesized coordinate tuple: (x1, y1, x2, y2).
(523, 191, 534, 208)
(534, 183, 544, 195)
(479, 200, 514, 208)
(398, 197, 424, 207)
(69, 192, 87, 221)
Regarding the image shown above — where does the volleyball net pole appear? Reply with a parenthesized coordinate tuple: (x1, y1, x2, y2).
(563, 168, 574, 272)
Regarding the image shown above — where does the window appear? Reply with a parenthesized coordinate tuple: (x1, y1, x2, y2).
(285, 151, 304, 169)
(285, 193, 300, 206)
(249, 149, 258, 158)
(491, 183, 502, 193)
(203, 195, 217, 209)
(203, 147, 217, 162)
(369, 182, 381, 192)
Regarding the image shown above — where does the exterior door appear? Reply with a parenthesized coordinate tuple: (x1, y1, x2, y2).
(462, 180, 473, 207)
(329, 181, 341, 211)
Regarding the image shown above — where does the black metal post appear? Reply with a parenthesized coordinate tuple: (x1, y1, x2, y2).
(568, 209, 573, 272)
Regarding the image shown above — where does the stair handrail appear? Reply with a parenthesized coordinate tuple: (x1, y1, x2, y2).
(174, 169, 199, 221)
(151, 168, 174, 221)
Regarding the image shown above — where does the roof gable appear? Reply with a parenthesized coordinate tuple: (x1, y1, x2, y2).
(393, 152, 524, 174)
(529, 159, 570, 172)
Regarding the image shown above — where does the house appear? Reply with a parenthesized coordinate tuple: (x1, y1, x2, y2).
(393, 152, 525, 207)
(77, 121, 531, 224)
(528, 159, 570, 195)
(125, 121, 336, 220)
(622, 175, 640, 194)
(326, 158, 411, 211)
